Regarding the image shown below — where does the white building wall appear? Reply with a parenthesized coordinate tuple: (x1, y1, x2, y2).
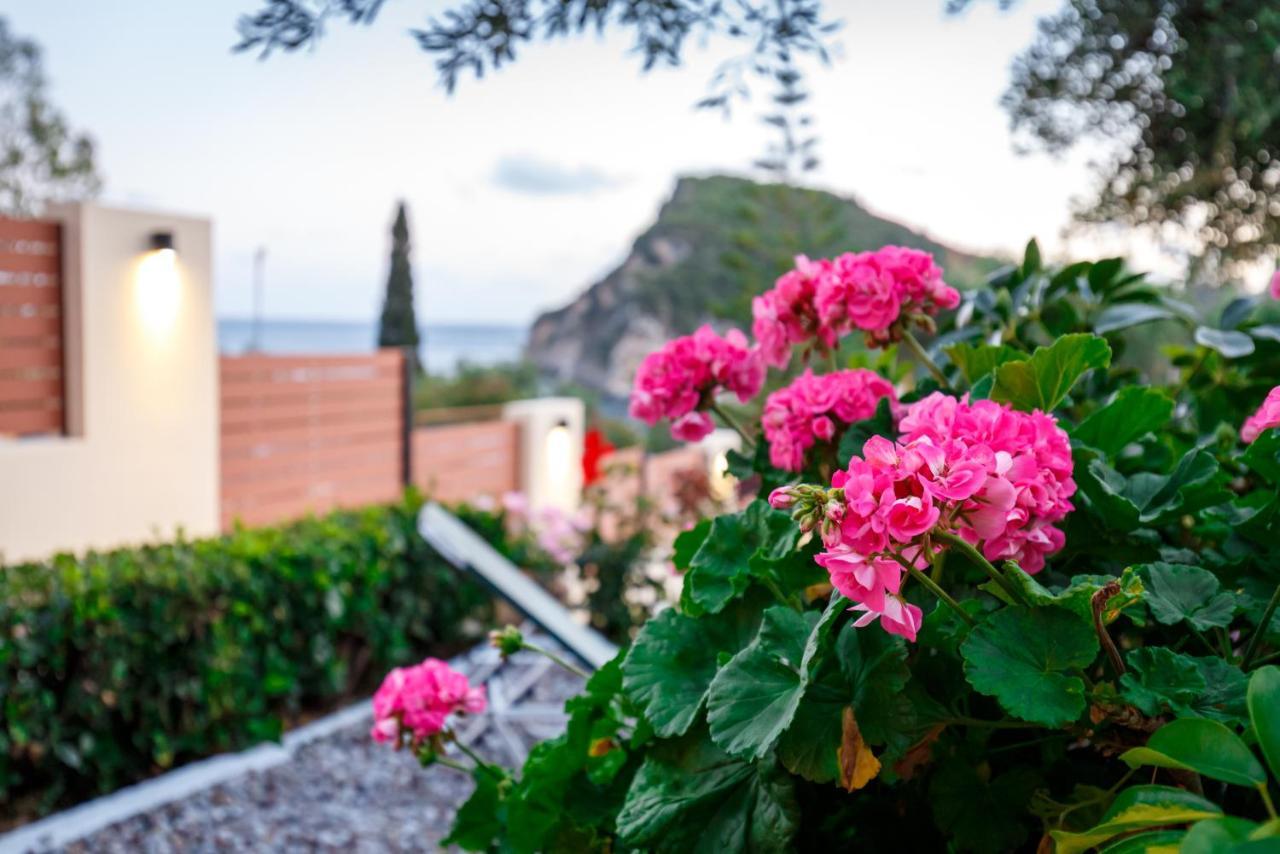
(0, 203, 219, 562)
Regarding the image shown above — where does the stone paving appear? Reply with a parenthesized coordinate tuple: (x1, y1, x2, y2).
(39, 638, 584, 853)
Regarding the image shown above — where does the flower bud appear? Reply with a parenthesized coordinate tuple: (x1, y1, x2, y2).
(488, 625, 524, 659)
(768, 486, 798, 510)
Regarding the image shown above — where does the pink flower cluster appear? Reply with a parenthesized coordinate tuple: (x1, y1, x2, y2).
(370, 658, 486, 745)
(817, 246, 960, 346)
(752, 256, 840, 368)
(629, 324, 764, 442)
(1241, 386, 1280, 443)
(751, 247, 960, 366)
(797, 394, 1075, 642)
(501, 491, 590, 565)
(762, 369, 898, 471)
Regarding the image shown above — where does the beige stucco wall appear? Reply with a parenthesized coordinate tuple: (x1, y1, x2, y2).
(501, 396, 585, 513)
(0, 203, 219, 563)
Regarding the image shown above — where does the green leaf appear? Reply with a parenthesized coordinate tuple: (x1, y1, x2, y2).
(775, 601, 910, 783)
(1094, 303, 1177, 334)
(1183, 656, 1249, 727)
(1077, 450, 1229, 532)
(1119, 647, 1206, 716)
(1050, 785, 1223, 854)
(442, 766, 510, 851)
(1071, 387, 1174, 457)
(929, 760, 1041, 854)
(1195, 326, 1256, 358)
(1121, 718, 1267, 787)
(1247, 665, 1280, 781)
(706, 607, 815, 759)
(991, 333, 1111, 412)
(623, 603, 760, 738)
(672, 519, 711, 571)
(1098, 830, 1185, 852)
(1087, 257, 1125, 293)
(943, 342, 1027, 385)
(833, 620, 911, 746)
(961, 606, 1098, 726)
(616, 728, 799, 853)
(1180, 817, 1264, 854)
(685, 501, 800, 615)
(1139, 563, 1236, 631)
(999, 564, 1144, 624)
(1022, 237, 1042, 277)
(1241, 429, 1280, 484)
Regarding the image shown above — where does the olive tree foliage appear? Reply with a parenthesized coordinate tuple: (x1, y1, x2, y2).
(233, 0, 839, 180)
(0, 18, 100, 216)
(956, 0, 1280, 275)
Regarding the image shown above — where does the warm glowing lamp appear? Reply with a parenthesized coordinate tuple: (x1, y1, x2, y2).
(544, 418, 573, 506)
(709, 450, 735, 501)
(137, 231, 181, 334)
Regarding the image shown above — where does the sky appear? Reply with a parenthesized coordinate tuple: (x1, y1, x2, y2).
(5, 0, 1161, 325)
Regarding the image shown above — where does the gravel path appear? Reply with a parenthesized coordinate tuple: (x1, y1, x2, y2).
(40, 639, 586, 853)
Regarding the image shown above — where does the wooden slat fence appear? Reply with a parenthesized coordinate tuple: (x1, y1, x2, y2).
(412, 420, 520, 503)
(219, 350, 408, 529)
(0, 216, 63, 437)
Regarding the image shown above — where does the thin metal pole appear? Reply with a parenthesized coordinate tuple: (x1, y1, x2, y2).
(250, 247, 266, 352)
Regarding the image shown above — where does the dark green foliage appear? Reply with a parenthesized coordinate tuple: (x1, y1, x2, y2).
(449, 240, 1280, 852)
(994, 1, 1280, 270)
(0, 493, 490, 815)
(413, 360, 539, 411)
(377, 201, 420, 367)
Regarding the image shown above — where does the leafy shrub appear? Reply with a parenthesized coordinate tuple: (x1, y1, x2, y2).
(438, 243, 1280, 852)
(0, 491, 490, 816)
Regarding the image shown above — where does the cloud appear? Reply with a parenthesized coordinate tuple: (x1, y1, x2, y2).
(492, 154, 625, 196)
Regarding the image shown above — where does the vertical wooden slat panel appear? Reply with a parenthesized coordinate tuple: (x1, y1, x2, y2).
(218, 350, 408, 529)
(0, 216, 63, 437)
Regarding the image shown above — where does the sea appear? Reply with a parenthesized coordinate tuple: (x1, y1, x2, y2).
(217, 318, 527, 376)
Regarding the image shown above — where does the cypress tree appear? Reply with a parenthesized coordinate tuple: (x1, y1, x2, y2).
(377, 201, 421, 370)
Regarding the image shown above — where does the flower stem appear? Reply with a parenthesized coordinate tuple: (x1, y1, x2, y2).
(760, 573, 804, 612)
(1243, 581, 1280, 670)
(889, 551, 974, 627)
(710, 400, 755, 452)
(433, 755, 473, 775)
(933, 530, 1026, 606)
(451, 737, 506, 781)
(1259, 783, 1278, 821)
(901, 329, 952, 391)
(521, 639, 590, 680)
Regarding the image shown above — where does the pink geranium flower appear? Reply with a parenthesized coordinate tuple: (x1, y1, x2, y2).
(371, 658, 486, 746)
(850, 595, 924, 643)
(629, 325, 764, 442)
(800, 393, 1075, 641)
(761, 369, 898, 471)
(1241, 386, 1280, 443)
(752, 256, 841, 368)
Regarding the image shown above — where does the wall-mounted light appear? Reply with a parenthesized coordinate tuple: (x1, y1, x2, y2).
(137, 230, 181, 335)
(709, 450, 735, 501)
(544, 418, 573, 503)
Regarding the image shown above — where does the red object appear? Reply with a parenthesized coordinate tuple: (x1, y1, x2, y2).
(582, 427, 616, 486)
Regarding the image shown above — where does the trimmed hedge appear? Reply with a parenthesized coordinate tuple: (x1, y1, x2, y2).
(0, 491, 491, 815)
